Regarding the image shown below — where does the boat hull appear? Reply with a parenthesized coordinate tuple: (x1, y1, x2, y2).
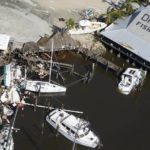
(24, 80, 66, 94)
(46, 112, 99, 148)
(68, 22, 107, 35)
(118, 68, 147, 95)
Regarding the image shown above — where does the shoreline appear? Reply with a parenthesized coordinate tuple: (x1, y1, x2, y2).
(0, 0, 110, 58)
(0, 0, 109, 42)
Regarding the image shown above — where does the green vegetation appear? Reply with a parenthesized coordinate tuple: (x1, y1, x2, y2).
(102, 0, 143, 25)
(66, 18, 75, 29)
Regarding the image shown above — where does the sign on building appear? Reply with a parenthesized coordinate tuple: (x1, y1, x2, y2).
(127, 6, 150, 43)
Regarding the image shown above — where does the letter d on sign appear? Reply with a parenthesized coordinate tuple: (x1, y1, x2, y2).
(141, 14, 149, 21)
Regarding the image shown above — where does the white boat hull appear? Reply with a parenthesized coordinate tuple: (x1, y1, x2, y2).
(68, 22, 107, 35)
(46, 118, 98, 148)
(24, 80, 66, 93)
(46, 109, 100, 148)
(118, 68, 147, 95)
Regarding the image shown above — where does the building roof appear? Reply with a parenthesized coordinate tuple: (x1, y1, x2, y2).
(101, 6, 150, 63)
(0, 34, 10, 50)
(37, 32, 79, 52)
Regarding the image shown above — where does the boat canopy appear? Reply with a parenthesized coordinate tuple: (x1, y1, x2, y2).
(122, 68, 139, 77)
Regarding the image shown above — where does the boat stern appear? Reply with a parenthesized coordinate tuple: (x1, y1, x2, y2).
(78, 130, 101, 148)
(118, 82, 132, 95)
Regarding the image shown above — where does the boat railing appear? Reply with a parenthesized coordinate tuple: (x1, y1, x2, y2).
(60, 114, 71, 124)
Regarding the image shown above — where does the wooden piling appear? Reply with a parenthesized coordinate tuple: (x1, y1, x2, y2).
(76, 48, 123, 75)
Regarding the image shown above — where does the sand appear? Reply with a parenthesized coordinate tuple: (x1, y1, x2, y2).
(0, 5, 52, 42)
(33, 0, 109, 21)
(0, 0, 109, 42)
(35, 0, 109, 12)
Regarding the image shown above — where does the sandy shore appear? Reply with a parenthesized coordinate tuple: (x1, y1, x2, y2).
(37, 0, 109, 21)
(24, 0, 109, 27)
(35, 0, 109, 13)
(0, 0, 109, 42)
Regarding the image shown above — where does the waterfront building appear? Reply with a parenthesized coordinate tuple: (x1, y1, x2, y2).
(100, 6, 150, 70)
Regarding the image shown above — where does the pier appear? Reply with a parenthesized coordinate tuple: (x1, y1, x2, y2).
(76, 48, 123, 75)
(11, 31, 123, 76)
(36, 31, 123, 75)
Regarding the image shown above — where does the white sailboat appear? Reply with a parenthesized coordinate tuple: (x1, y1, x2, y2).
(23, 39, 66, 94)
(46, 109, 101, 148)
(118, 68, 147, 95)
(68, 20, 107, 35)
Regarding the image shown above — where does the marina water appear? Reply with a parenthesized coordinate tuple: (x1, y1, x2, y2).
(14, 52, 150, 150)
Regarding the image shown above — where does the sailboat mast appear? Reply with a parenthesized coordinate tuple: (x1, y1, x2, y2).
(49, 39, 54, 83)
(24, 66, 27, 81)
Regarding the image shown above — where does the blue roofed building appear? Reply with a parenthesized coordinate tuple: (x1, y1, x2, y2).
(100, 5, 150, 70)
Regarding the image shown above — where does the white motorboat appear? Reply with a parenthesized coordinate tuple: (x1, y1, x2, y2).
(46, 109, 101, 148)
(118, 68, 147, 95)
(0, 124, 14, 150)
(68, 20, 107, 35)
(22, 39, 67, 94)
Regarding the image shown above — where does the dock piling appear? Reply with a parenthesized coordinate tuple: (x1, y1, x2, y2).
(76, 49, 123, 76)
(34, 95, 38, 112)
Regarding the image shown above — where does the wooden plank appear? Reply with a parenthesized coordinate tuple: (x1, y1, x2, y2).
(77, 48, 122, 73)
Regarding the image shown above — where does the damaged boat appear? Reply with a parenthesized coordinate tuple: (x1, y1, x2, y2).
(118, 68, 147, 95)
(46, 109, 102, 148)
(21, 39, 66, 94)
(0, 124, 14, 150)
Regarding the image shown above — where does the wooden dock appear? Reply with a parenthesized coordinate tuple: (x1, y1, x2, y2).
(77, 48, 123, 75)
(11, 32, 123, 76)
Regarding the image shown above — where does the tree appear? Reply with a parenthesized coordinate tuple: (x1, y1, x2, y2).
(66, 18, 75, 29)
(103, 0, 140, 24)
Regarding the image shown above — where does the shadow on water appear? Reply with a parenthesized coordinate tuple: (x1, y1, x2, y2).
(21, 127, 41, 150)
